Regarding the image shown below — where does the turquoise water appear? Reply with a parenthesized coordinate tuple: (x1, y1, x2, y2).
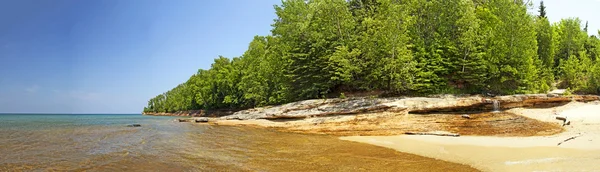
(0, 114, 201, 171)
(0, 114, 475, 172)
(0, 114, 175, 130)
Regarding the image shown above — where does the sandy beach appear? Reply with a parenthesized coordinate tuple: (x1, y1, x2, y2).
(342, 101, 600, 171)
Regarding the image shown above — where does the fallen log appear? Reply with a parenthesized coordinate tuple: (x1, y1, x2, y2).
(488, 118, 518, 122)
(555, 116, 571, 126)
(405, 131, 460, 137)
(557, 133, 582, 146)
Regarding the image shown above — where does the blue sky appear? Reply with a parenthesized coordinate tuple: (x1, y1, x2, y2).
(0, 0, 598, 114)
(532, 0, 600, 35)
(0, 0, 279, 113)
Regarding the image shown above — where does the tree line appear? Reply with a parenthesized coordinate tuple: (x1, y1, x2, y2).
(144, 0, 600, 113)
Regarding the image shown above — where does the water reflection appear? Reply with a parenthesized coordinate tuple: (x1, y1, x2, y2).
(0, 115, 477, 171)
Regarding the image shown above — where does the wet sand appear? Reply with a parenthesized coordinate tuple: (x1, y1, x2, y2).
(234, 126, 478, 172)
(342, 102, 600, 172)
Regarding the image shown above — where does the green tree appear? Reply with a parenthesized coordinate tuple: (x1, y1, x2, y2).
(555, 18, 587, 73)
(585, 35, 600, 61)
(353, 0, 415, 93)
(142, 0, 600, 113)
(476, 0, 539, 94)
(538, 0, 546, 18)
(535, 15, 556, 91)
(272, 0, 357, 99)
(451, 0, 488, 93)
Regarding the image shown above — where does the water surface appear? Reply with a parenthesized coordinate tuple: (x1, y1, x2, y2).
(0, 114, 476, 171)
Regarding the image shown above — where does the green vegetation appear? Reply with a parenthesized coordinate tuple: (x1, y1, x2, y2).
(143, 0, 600, 113)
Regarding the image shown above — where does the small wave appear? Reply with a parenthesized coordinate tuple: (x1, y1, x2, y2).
(505, 157, 564, 165)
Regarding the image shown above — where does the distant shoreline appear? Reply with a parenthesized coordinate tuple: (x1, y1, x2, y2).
(0, 113, 142, 115)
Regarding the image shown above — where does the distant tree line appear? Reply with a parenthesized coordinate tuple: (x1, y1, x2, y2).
(144, 0, 600, 113)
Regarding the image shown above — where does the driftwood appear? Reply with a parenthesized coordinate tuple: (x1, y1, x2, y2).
(488, 118, 518, 122)
(557, 133, 582, 146)
(555, 116, 571, 126)
(405, 131, 460, 137)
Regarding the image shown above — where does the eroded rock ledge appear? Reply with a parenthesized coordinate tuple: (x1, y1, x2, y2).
(155, 94, 598, 136)
(220, 94, 599, 120)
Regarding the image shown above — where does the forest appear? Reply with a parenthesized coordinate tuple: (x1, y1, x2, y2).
(144, 0, 600, 113)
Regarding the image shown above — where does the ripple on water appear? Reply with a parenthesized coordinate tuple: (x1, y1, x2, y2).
(0, 114, 478, 171)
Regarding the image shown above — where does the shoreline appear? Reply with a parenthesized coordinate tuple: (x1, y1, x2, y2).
(143, 94, 600, 117)
(341, 101, 600, 171)
(154, 94, 600, 171)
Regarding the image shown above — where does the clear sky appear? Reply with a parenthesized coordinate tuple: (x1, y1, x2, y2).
(0, 0, 598, 114)
(0, 0, 279, 113)
(531, 0, 600, 35)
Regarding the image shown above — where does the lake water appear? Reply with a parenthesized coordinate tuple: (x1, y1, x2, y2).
(0, 114, 477, 171)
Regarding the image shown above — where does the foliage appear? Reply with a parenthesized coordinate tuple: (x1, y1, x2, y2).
(339, 93, 346, 99)
(143, 0, 600, 113)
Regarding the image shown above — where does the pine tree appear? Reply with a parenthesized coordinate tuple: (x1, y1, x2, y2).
(142, 0, 600, 113)
(538, 1, 547, 18)
(477, 0, 539, 94)
(555, 18, 587, 76)
(353, 0, 415, 93)
(535, 15, 556, 91)
(452, 0, 487, 93)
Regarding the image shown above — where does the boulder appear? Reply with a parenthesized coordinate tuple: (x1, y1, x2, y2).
(549, 89, 567, 95)
(194, 117, 209, 123)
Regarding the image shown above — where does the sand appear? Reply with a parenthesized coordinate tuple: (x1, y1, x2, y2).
(341, 101, 600, 172)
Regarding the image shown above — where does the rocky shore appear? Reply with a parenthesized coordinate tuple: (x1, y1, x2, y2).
(149, 94, 600, 171)
(343, 101, 600, 171)
(152, 94, 598, 136)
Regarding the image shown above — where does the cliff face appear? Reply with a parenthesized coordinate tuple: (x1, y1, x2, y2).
(152, 94, 599, 136)
(220, 94, 599, 120)
(208, 94, 597, 136)
(146, 94, 599, 118)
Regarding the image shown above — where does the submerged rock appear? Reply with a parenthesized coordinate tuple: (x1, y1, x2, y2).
(176, 119, 193, 122)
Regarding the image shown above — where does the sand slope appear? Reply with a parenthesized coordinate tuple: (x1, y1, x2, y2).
(342, 102, 600, 172)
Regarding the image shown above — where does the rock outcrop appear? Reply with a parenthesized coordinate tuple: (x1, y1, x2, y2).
(221, 94, 600, 120)
(162, 94, 597, 136)
(175, 117, 211, 123)
(222, 98, 404, 120)
(195, 117, 209, 123)
(494, 94, 598, 109)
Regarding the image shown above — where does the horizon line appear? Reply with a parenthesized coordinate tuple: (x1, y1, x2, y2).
(0, 112, 142, 115)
